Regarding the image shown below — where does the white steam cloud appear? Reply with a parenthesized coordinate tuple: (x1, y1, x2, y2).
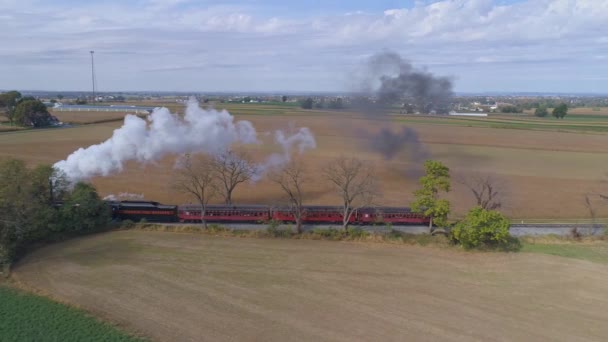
(103, 192, 145, 201)
(264, 127, 316, 166)
(253, 127, 316, 181)
(54, 98, 315, 182)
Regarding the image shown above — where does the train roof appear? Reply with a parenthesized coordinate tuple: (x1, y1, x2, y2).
(178, 204, 270, 211)
(273, 206, 413, 212)
(118, 201, 176, 209)
(177, 205, 414, 212)
(358, 207, 413, 213)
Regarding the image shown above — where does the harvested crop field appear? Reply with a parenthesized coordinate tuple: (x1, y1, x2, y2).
(13, 231, 608, 342)
(1, 103, 608, 218)
(49, 110, 132, 124)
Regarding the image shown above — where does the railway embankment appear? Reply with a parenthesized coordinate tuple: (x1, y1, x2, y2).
(163, 222, 606, 237)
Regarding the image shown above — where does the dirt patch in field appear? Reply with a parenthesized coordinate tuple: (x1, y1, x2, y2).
(13, 231, 608, 342)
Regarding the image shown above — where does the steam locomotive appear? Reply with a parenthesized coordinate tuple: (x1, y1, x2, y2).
(109, 201, 430, 225)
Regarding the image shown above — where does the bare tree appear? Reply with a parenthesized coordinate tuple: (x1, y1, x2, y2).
(584, 175, 608, 221)
(212, 150, 256, 205)
(270, 159, 307, 234)
(584, 194, 597, 221)
(323, 157, 378, 230)
(173, 154, 218, 228)
(457, 173, 504, 210)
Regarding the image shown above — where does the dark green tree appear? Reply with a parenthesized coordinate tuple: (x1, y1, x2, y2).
(300, 98, 314, 109)
(0, 157, 112, 269)
(0, 90, 22, 125)
(500, 105, 522, 113)
(0, 159, 65, 265)
(281, 95, 287, 102)
(59, 183, 110, 233)
(534, 105, 548, 117)
(552, 103, 568, 119)
(0, 158, 29, 266)
(411, 160, 451, 232)
(13, 99, 55, 127)
(328, 98, 344, 109)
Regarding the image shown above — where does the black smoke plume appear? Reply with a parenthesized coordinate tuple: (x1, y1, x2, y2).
(354, 51, 453, 171)
(364, 51, 453, 114)
(370, 127, 429, 161)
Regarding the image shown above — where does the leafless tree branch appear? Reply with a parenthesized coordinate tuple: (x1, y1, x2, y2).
(173, 154, 218, 228)
(270, 159, 308, 233)
(211, 150, 256, 205)
(456, 173, 504, 210)
(323, 157, 379, 230)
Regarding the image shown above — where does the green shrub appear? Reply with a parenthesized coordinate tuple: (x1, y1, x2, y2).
(346, 227, 370, 239)
(386, 229, 404, 240)
(207, 224, 230, 233)
(500, 235, 522, 252)
(411, 233, 434, 246)
(120, 220, 135, 229)
(386, 230, 448, 246)
(450, 206, 517, 250)
(266, 219, 282, 229)
(311, 228, 344, 240)
(267, 226, 292, 238)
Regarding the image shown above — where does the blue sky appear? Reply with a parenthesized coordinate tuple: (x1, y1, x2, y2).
(0, 0, 607, 93)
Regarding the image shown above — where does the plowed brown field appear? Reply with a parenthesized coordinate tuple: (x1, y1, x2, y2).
(1, 106, 608, 219)
(13, 231, 608, 342)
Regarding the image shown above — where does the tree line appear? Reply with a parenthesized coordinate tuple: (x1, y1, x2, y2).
(534, 103, 568, 118)
(174, 152, 515, 250)
(0, 151, 517, 274)
(0, 90, 57, 127)
(300, 97, 345, 110)
(0, 158, 108, 271)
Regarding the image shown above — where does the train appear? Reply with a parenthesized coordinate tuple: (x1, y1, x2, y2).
(108, 200, 430, 226)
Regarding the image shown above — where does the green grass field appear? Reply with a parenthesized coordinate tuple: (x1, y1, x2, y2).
(395, 115, 608, 133)
(0, 285, 143, 341)
(522, 239, 608, 264)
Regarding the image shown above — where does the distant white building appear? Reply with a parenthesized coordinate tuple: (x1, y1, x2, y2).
(449, 111, 488, 117)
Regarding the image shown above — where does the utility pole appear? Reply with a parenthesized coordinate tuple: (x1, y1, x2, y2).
(90, 50, 96, 101)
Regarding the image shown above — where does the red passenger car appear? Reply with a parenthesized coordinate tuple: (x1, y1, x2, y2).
(272, 206, 355, 224)
(178, 205, 270, 223)
(357, 207, 429, 225)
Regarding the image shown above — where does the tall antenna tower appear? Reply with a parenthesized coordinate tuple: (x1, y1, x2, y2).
(90, 50, 96, 101)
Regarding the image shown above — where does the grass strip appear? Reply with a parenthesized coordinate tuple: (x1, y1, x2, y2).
(0, 285, 145, 342)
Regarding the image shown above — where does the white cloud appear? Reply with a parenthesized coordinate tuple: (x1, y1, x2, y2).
(0, 0, 607, 92)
